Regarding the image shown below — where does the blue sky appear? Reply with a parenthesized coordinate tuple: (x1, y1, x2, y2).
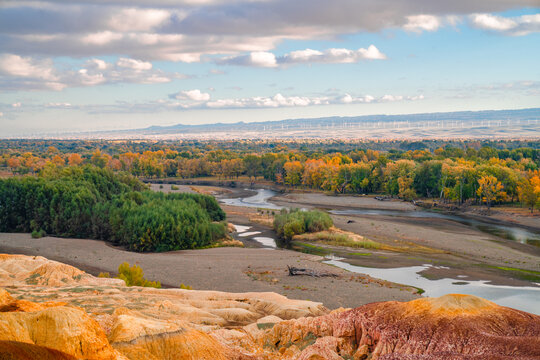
(0, 1, 539, 136)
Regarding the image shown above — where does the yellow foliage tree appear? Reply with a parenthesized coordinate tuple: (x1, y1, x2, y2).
(517, 171, 540, 213)
(117, 262, 161, 288)
(477, 175, 504, 212)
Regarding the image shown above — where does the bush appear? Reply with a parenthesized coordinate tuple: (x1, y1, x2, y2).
(31, 229, 46, 238)
(274, 209, 333, 245)
(117, 262, 161, 288)
(314, 233, 381, 249)
(171, 185, 179, 190)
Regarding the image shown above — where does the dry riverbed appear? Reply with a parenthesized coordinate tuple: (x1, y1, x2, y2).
(0, 233, 420, 309)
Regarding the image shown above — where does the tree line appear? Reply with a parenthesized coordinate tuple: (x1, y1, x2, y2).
(0, 166, 226, 251)
(1, 141, 539, 211)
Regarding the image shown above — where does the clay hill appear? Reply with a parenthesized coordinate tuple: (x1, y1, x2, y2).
(0, 254, 539, 359)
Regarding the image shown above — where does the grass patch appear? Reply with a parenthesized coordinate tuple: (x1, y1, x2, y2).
(25, 273, 41, 285)
(486, 265, 540, 282)
(348, 252, 372, 256)
(291, 241, 330, 256)
(257, 323, 275, 330)
(295, 228, 382, 250)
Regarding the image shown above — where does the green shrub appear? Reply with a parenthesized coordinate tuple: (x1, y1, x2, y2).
(171, 185, 179, 190)
(314, 233, 381, 249)
(0, 165, 227, 252)
(274, 209, 333, 245)
(31, 229, 46, 238)
(117, 262, 161, 288)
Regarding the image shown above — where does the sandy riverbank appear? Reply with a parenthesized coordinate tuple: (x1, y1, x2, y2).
(216, 187, 539, 289)
(0, 233, 420, 309)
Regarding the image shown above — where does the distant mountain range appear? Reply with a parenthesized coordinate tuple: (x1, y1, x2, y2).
(41, 107, 540, 140)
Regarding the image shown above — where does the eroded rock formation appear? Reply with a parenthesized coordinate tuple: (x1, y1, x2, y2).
(0, 254, 538, 360)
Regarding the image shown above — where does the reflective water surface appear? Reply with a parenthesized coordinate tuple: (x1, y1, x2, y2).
(324, 258, 540, 315)
(227, 190, 540, 313)
(220, 189, 284, 210)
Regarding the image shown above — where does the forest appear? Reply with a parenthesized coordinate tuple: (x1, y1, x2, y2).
(0, 165, 226, 252)
(1, 139, 539, 211)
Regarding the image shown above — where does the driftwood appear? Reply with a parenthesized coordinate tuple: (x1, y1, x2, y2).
(287, 266, 338, 278)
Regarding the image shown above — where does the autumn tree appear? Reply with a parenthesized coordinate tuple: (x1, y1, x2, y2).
(7, 157, 20, 171)
(244, 155, 262, 186)
(68, 153, 83, 166)
(517, 172, 540, 213)
(52, 155, 65, 166)
(283, 161, 303, 188)
(477, 175, 504, 212)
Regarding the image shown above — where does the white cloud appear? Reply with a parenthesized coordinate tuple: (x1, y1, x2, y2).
(45, 102, 72, 108)
(0, 54, 65, 90)
(0, 54, 56, 79)
(220, 45, 386, 67)
(403, 15, 441, 33)
(218, 51, 277, 67)
(0, 54, 183, 91)
(167, 91, 423, 109)
(283, 45, 386, 64)
(107, 8, 171, 32)
(0, 1, 536, 62)
(171, 89, 211, 101)
(82, 31, 124, 45)
(471, 13, 540, 35)
(117, 57, 153, 70)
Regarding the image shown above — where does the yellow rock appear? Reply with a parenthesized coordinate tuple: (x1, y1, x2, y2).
(0, 305, 124, 360)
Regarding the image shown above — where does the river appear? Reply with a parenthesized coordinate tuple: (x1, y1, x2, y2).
(221, 188, 540, 314)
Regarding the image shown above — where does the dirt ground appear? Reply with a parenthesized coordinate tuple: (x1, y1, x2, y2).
(220, 188, 540, 286)
(2, 184, 538, 310)
(0, 233, 419, 309)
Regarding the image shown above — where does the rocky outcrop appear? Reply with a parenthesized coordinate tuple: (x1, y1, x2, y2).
(0, 304, 123, 359)
(0, 254, 325, 359)
(0, 341, 77, 360)
(261, 294, 540, 359)
(0, 254, 124, 287)
(1, 254, 539, 360)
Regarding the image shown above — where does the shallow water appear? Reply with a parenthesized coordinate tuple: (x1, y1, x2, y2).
(253, 237, 277, 248)
(238, 231, 261, 237)
(227, 190, 540, 312)
(324, 258, 540, 315)
(220, 189, 284, 210)
(323, 258, 540, 315)
(232, 224, 251, 233)
(330, 208, 540, 246)
(231, 223, 277, 248)
(225, 189, 540, 245)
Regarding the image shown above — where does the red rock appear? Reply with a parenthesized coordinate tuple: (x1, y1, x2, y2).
(266, 294, 540, 359)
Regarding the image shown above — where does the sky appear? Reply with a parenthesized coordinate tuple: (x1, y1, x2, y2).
(0, 1, 539, 136)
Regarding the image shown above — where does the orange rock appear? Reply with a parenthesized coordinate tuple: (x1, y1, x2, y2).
(0, 340, 77, 360)
(0, 305, 124, 359)
(2, 255, 539, 360)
